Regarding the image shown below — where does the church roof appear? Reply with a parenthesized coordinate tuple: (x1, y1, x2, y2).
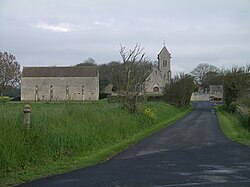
(22, 66, 98, 77)
(158, 46, 170, 56)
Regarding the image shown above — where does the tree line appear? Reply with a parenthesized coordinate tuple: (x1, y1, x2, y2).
(1, 48, 249, 115)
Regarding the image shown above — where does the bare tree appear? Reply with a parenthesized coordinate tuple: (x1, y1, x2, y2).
(118, 44, 151, 113)
(0, 52, 21, 99)
(190, 63, 218, 90)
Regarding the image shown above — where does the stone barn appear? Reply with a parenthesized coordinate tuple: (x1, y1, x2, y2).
(21, 66, 99, 101)
(144, 46, 171, 94)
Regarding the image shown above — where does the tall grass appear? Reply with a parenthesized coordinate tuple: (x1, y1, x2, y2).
(0, 101, 188, 185)
(216, 107, 250, 146)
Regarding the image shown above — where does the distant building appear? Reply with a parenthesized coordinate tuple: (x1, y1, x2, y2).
(21, 66, 99, 101)
(209, 85, 223, 94)
(144, 46, 171, 94)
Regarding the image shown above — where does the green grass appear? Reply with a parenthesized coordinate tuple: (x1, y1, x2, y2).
(0, 101, 191, 186)
(216, 107, 250, 146)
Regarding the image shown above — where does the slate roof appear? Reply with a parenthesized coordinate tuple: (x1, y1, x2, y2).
(22, 66, 98, 77)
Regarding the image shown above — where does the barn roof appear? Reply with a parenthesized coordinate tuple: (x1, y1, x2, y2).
(22, 66, 98, 77)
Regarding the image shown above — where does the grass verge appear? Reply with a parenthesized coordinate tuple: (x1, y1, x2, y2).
(216, 107, 250, 146)
(0, 102, 191, 186)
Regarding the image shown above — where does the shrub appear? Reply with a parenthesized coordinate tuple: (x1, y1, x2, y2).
(236, 105, 250, 130)
(99, 93, 110, 100)
(137, 105, 157, 126)
(164, 73, 194, 107)
(0, 96, 9, 102)
(223, 66, 250, 108)
(229, 102, 237, 113)
(147, 95, 164, 102)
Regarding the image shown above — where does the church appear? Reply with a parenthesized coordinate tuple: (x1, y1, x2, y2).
(144, 46, 171, 94)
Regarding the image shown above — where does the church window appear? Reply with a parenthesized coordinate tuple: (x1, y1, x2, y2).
(153, 87, 159, 92)
(163, 60, 167, 67)
(155, 71, 157, 74)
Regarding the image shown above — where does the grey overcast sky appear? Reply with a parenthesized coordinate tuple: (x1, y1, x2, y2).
(0, 0, 250, 75)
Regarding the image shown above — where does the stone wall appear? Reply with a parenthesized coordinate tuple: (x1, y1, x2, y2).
(191, 92, 223, 101)
(21, 77, 99, 101)
(209, 85, 223, 93)
(144, 68, 168, 93)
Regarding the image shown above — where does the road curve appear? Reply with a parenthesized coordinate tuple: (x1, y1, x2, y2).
(17, 102, 250, 187)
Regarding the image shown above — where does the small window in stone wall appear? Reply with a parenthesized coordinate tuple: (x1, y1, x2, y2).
(66, 85, 69, 100)
(82, 86, 85, 100)
(50, 85, 53, 101)
(35, 85, 38, 101)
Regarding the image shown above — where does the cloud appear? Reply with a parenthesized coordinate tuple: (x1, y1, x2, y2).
(94, 21, 103, 25)
(31, 22, 75, 32)
(94, 20, 113, 26)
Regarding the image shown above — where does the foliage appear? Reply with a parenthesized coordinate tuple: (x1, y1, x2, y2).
(0, 102, 190, 186)
(235, 104, 250, 130)
(164, 73, 195, 107)
(0, 96, 9, 102)
(190, 63, 219, 90)
(99, 61, 123, 92)
(0, 52, 21, 98)
(99, 60, 152, 94)
(2, 85, 20, 97)
(137, 105, 157, 126)
(223, 65, 250, 109)
(146, 95, 164, 102)
(237, 97, 250, 108)
(76, 57, 96, 66)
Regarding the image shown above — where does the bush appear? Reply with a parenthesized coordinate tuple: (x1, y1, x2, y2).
(223, 66, 250, 108)
(99, 93, 110, 100)
(229, 102, 237, 113)
(0, 96, 9, 103)
(107, 95, 145, 103)
(137, 105, 157, 126)
(146, 95, 164, 102)
(164, 73, 194, 107)
(107, 95, 122, 103)
(236, 105, 250, 130)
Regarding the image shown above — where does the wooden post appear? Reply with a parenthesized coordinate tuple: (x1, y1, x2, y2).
(23, 104, 31, 129)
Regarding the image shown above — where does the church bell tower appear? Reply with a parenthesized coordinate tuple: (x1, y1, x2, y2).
(158, 45, 171, 82)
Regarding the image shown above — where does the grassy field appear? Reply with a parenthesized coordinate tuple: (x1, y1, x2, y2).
(0, 101, 191, 186)
(216, 107, 250, 146)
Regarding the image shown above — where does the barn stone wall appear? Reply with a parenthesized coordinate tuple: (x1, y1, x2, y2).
(21, 77, 99, 101)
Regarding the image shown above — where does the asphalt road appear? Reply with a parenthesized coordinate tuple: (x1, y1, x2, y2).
(17, 102, 250, 187)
